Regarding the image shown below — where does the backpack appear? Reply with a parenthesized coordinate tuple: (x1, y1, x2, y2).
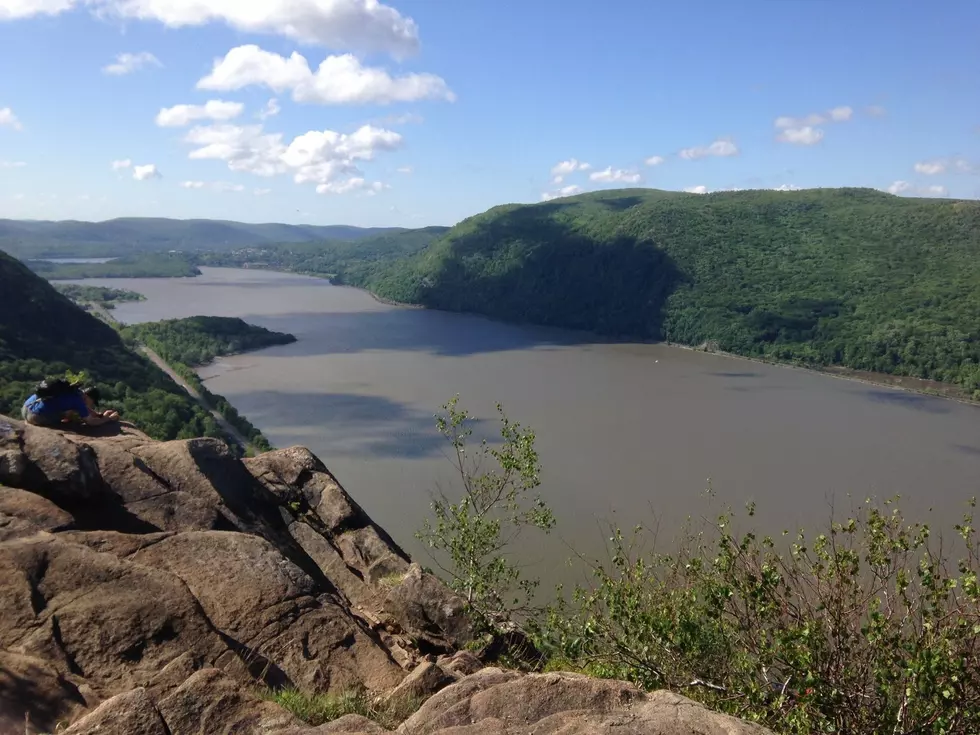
(34, 378, 79, 399)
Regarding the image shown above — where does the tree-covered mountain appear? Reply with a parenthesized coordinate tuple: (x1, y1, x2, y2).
(340, 188, 980, 397)
(0, 217, 403, 259)
(191, 225, 450, 279)
(0, 249, 223, 440)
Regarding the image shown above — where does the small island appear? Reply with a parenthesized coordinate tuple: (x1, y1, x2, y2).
(54, 283, 146, 310)
(120, 316, 297, 367)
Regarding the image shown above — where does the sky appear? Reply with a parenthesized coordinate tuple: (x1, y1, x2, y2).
(0, 0, 978, 227)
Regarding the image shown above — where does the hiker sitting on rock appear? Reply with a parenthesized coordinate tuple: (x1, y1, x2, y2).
(21, 379, 120, 428)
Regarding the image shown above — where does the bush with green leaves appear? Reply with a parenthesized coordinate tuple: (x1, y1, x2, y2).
(416, 396, 555, 630)
(535, 495, 980, 734)
(264, 688, 421, 730)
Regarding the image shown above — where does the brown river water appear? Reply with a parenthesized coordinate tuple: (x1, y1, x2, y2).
(79, 268, 980, 583)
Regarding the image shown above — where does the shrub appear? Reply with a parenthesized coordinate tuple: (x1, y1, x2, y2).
(416, 396, 555, 631)
(536, 495, 980, 734)
(265, 688, 421, 730)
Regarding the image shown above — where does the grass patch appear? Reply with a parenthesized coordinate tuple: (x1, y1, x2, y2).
(264, 688, 422, 729)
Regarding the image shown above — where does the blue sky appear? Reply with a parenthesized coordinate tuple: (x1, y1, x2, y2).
(0, 0, 977, 226)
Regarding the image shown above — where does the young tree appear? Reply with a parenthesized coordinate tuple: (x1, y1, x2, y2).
(417, 396, 556, 629)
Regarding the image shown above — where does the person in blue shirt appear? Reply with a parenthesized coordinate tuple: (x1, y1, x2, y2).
(21, 385, 119, 428)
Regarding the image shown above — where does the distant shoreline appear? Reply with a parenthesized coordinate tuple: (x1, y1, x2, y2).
(75, 264, 980, 408)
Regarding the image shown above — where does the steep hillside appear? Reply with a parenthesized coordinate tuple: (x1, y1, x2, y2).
(348, 188, 980, 396)
(194, 225, 451, 278)
(0, 249, 222, 439)
(0, 217, 403, 259)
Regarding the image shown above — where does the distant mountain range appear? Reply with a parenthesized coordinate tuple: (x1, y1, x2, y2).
(0, 217, 403, 258)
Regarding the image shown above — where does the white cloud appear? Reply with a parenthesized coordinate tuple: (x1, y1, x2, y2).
(775, 105, 854, 129)
(111, 158, 132, 170)
(182, 121, 402, 194)
(258, 98, 280, 120)
(684, 185, 708, 194)
(645, 155, 665, 167)
(396, 166, 412, 174)
(156, 100, 245, 127)
(133, 163, 161, 181)
(197, 45, 454, 105)
(102, 51, 161, 75)
(914, 160, 946, 175)
(913, 157, 974, 175)
(774, 105, 858, 145)
(254, 187, 272, 196)
(774, 183, 802, 191)
(0, 0, 72, 19)
(550, 158, 591, 178)
(774, 113, 825, 129)
(866, 104, 887, 117)
(3, 0, 420, 57)
(0, 160, 26, 168)
(678, 139, 739, 160)
(0, 107, 22, 130)
(541, 184, 583, 201)
(589, 166, 642, 184)
(885, 180, 947, 197)
(180, 180, 205, 189)
(777, 126, 825, 146)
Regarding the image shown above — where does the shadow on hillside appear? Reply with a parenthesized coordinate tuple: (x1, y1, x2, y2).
(598, 196, 646, 211)
(222, 391, 492, 460)
(420, 204, 684, 339)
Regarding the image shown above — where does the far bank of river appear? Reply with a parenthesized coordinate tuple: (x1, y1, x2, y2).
(74, 268, 980, 578)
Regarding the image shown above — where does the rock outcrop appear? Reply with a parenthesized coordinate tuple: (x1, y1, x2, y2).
(0, 416, 774, 735)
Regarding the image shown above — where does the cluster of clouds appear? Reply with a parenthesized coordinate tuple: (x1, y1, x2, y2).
(541, 138, 739, 200)
(1, 0, 974, 207)
(176, 120, 402, 195)
(197, 45, 453, 106)
(1, 0, 446, 200)
(0, 0, 421, 57)
(0, 106, 21, 130)
(102, 51, 161, 76)
(773, 105, 854, 146)
(539, 101, 976, 202)
(111, 159, 161, 181)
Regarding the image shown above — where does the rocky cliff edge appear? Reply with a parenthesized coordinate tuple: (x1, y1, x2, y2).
(0, 416, 772, 735)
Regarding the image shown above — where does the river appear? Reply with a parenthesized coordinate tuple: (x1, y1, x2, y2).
(78, 267, 980, 580)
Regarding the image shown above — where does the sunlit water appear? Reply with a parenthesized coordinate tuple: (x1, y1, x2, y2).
(78, 268, 980, 583)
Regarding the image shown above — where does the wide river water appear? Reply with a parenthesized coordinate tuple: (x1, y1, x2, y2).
(81, 268, 980, 580)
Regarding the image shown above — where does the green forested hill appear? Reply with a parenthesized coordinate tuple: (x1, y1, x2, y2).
(0, 249, 223, 439)
(192, 225, 450, 278)
(0, 217, 401, 259)
(343, 188, 980, 396)
(120, 316, 296, 367)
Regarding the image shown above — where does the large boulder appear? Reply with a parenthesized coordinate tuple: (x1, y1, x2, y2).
(0, 486, 74, 541)
(62, 688, 169, 735)
(395, 670, 773, 735)
(0, 416, 773, 735)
